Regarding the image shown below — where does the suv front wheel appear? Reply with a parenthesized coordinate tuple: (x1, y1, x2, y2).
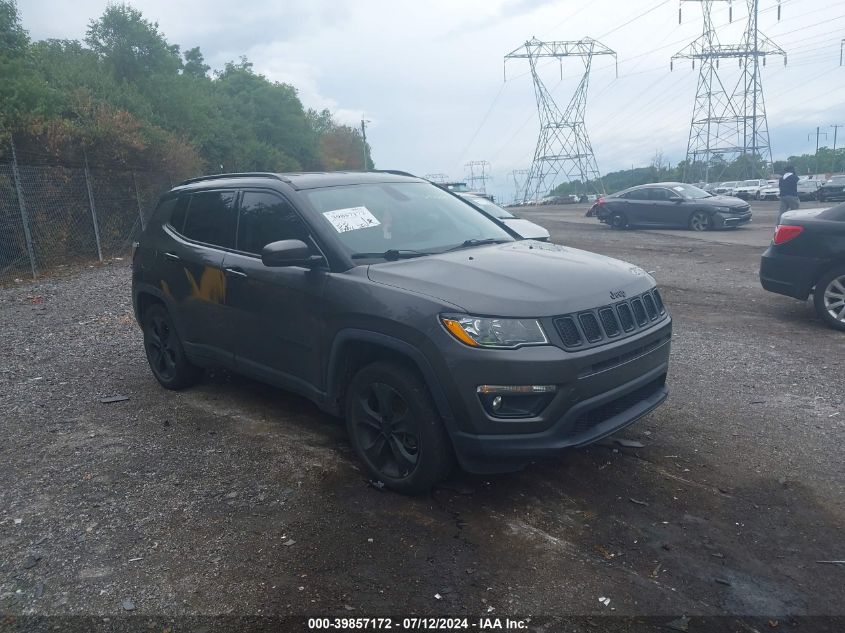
(345, 361, 454, 494)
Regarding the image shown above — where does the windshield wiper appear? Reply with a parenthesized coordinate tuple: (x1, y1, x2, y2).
(350, 249, 430, 261)
(442, 238, 510, 253)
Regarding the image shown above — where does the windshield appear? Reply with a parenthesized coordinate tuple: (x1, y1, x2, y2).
(460, 195, 515, 219)
(303, 182, 513, 259)
(672, 183, 713, 199)
(722, 182, 737, 187)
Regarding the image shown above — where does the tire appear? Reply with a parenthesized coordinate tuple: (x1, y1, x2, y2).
(142, 303, 202, 389)
(345, 361, 454, 494)
(688, 210, 711, 231)
(610, 212, 628, 230)
(813, 266, 845, 331)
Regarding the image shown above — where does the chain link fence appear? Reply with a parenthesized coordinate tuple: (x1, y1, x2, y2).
(0, 155, 172, 283)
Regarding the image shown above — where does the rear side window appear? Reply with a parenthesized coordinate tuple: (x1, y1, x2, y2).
(182, 190, 237, 248)
(623, 189, 648, 200)
(236, 191, 309, 254)
(167, 196, 190, 232)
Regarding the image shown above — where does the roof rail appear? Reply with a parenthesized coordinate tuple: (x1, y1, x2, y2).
(175, 172, 289, 187)
(374, 169, 418, 178)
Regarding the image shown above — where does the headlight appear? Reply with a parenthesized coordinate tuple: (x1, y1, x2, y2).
(713, 206, 731, 213)
(440, 314, 548, 349)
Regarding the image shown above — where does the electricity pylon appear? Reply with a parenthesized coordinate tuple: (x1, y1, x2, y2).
(672, 0, 786, 182)
(510, 169, 530, 204)
(505, 37, 616, 203)
(465, 160, 491, 193)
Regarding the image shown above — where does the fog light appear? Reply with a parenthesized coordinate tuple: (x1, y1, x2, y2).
(477, 385, 557, 419)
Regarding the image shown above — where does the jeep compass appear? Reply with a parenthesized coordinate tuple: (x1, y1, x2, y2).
(132, 171, 671, 493)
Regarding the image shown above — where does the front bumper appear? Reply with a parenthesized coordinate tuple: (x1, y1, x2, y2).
(714, 211, 752, 228)
(445, 318, 672, 473)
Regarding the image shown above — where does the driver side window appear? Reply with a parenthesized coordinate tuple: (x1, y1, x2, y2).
(236, 191, 309, 255)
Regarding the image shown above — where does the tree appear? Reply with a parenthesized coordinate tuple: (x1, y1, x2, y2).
(0, 0, 27, 56)
(85, 3, 181, 82)
(182, 46, 209, 78)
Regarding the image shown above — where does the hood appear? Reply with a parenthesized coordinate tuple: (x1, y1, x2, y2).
(366, 240, 656, 317)
(707, 195, 748, 208)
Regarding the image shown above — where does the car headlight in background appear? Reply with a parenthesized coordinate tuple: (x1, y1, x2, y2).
(440, 314, 548, 349)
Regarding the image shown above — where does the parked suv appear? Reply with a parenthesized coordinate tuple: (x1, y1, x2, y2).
(132, 172, 671, 493)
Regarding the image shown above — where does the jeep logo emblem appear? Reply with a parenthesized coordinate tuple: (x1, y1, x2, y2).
(610, 289, 626, 300)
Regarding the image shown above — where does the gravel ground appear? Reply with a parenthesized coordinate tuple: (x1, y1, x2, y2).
(1, 200, 843, 629)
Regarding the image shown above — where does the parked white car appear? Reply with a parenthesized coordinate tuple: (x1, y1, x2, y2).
(758, 180, 780, 201)
(733, 179, 769, 200)
(457, 193, 551, 241)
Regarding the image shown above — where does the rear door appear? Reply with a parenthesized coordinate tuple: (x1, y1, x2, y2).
(221, 189, 327, 391)
(647, 187, 687, 226)
(616, 188, 651, 224)
(162, 189, 237, 362)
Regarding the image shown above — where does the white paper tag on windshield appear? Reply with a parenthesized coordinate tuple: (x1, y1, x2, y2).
(673, 186, 684, 191)
(322, 206, 380, 233)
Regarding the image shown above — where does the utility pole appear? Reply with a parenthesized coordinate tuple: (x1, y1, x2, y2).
(672, 1, 785, 182)
(505, 37, 616, 202)
(360, 119, 370, 170)
(831, 124, 842, 173)
(808, 127, 828, 175)
(841, 38, 844, 66)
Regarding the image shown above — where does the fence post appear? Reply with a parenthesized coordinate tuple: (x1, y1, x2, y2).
(9, 137, 38, 279)
(83, 153, 103, 262)
(132, 171, 145, 230)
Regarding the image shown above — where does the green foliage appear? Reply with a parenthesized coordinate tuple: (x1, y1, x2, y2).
(85, 3, 181, 82)
(774, 148, 845, 176)
(182, 46, 209, 78)
(0, 0, 28, 56)
(1, 3, 371, 176)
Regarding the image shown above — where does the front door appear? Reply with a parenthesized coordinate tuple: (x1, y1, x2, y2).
(221, 189, 327, 392)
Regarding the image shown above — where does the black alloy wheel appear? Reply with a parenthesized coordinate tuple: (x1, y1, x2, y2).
(610, 212, 628, 229)
(346, 362, 453, 494)
(142, 304, 201, 389)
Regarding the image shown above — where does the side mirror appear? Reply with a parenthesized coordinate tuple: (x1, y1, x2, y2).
(261, 239, 324, 268)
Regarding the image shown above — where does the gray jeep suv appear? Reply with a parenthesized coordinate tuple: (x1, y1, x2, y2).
(132, 171, 671, 493)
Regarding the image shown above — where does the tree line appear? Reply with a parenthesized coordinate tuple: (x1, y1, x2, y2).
(0, 1, 372, 179)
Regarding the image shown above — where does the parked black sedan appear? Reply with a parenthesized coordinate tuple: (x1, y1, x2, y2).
(817, 175, 845, 203)
(760, 203, 845, 331)
(591, 183, 751, 231)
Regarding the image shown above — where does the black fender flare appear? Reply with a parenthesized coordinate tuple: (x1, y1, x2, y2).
(325, 329, 455, 428)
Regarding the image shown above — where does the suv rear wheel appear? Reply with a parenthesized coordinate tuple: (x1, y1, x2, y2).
(813, 266, 845, 331)
(345, 361, 454, 494)
(142, 303, 202, 389)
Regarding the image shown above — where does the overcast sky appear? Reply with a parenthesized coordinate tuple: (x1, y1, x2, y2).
(19, 0, 845, 201)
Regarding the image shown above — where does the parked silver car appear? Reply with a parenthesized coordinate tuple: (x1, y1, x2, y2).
(458, 193, 551, 241)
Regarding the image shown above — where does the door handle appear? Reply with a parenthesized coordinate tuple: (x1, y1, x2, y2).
(224, 267, 248, 278)
(163, 252, 180, 261)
